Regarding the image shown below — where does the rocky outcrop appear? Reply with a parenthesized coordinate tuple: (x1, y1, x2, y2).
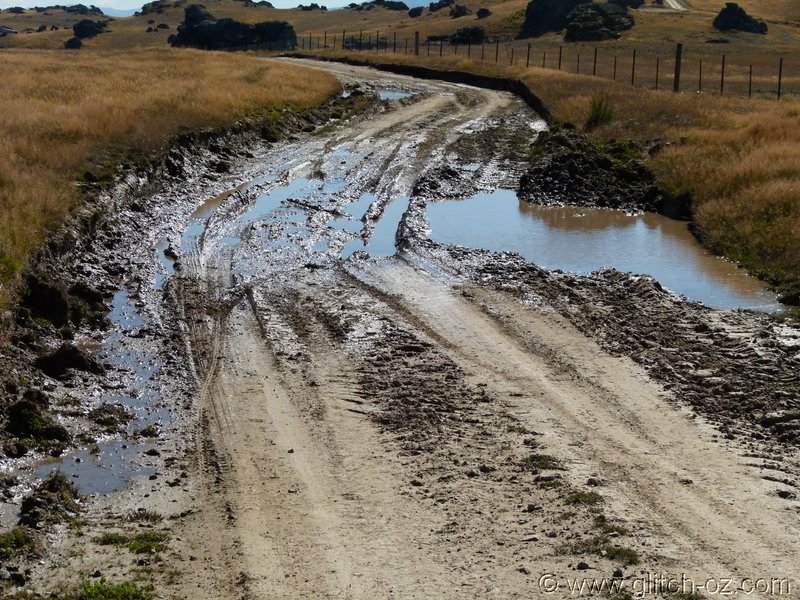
(428, 0, 454, 11)
(476, 7, 491, 18)
(450, 25, 485, 44)
(72, 18, 106, 38)
(0, 25, 18, 35)
(450, 3, 470, 17)
(518, 125, 668, 213)
(518, 0, 589, 38)
(564, 2, 633, 41)
(170, 4, 296, 50)
(713, 3, 767, 34)
(408, 6, 423, 17)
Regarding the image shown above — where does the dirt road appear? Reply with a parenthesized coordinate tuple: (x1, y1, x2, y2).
(14, 59, 797, 598)
(145, 60, 798, 599)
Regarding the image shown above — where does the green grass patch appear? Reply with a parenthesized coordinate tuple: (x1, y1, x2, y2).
(566, 491, 604, 506)
(593, 514, 630, 536)
(519, 453, 563, 471)
(94, 532, 129, 546)
(585, 93, 614, 131)
(127, 531, 169, 554)
(0, 526, 38, 560)
(564, 534, 640, 566)
(70, 578, 154, 600)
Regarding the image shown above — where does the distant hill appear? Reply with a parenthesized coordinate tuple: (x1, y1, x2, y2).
(97, 6, 138, 15)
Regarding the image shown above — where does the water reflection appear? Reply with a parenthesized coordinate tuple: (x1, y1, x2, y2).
(426, 189, 781, 311)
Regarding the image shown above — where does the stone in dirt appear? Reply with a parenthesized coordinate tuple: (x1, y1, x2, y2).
(713, 3, 767, 34)
(35, 343, 106, 379)
(18, 472, 81, 530)
(564, 2, 634, 42)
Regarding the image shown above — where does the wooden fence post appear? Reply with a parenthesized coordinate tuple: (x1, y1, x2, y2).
(631, 49, 636, 86)
(558, 45, 562, 70)
(414, 31, 419, 56)
(777, 57, 784, 99)
(593, 46, 598, 76)
(673, 42, 683, 92)
(526, 43, 531, 68)
(720, 54, 726, 95)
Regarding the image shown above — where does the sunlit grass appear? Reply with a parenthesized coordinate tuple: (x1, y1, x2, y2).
(0, 48, 339, 307)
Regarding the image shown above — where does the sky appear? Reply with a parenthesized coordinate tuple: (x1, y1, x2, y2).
(0, 0, 355, 10)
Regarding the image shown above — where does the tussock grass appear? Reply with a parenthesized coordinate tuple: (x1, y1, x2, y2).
(0, 48, 339, 308)
(310, 49, 800, 299)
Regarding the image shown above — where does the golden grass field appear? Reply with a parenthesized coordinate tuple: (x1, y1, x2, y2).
(0, 48, 340, 307)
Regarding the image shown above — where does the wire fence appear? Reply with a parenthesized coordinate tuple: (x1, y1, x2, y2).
(223, 31, 796, 100)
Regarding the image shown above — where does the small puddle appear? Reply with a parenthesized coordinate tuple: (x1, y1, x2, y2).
(35, 440, 155, 497)
(341, 197, 409, 259)
(426, 189, 782, 311)
(379, 89, 411, 101)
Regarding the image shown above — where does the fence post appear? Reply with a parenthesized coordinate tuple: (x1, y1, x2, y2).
(542, 51, 546, 68)
(592, 46, 598, 76)
(777, 57, 783, 99)
(455, 43, 458, 56)
(613, 55, 617, 80)
(526, 43, 531, 68)
(393, 31, 397, 53)
(673, 42, 682, 92)
(440, 40, 443, 56)
(749, 64, 752, 98)
(333, 34, 336, 51)
(414, 31, 419, 56)
(699, 59, 702, 92)
(342, 30, 346, 50)
(558, 45, 562, 70)
(468, 41, 471, 58)
(655, 57, 659, 90)
(510, 46, 514, 65)
(376, 30, 379, 52)
(495, 40, 499, 63)
(720, 54, 726, 94)
(308, 33, 312, 49)
(405, 39, 408, 53)
(359, 29, 363, 51)
(576, 52, 580, 74)
(631, 49, 636, 86)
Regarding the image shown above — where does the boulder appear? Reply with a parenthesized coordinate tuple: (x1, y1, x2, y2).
(712, 3, 767, 34)
(564, 2, 633, 41)
(428, 0, 454, 11)
(476, 7, 492, 18)
(72, 18, 106, 39)
(449, 3, 470, 17)
(408, 6, 423, 17)
(171, 4, 297, 49)
(518, 0, 590, 38)
(608, 0, 643, 8)
(451, 25, 485, 44)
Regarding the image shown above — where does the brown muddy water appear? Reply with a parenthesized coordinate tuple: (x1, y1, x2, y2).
(426, 189, 782, 311)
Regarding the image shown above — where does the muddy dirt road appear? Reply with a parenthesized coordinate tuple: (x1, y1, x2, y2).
(15, 59, 799, 598)
(152, 60, 798, 598)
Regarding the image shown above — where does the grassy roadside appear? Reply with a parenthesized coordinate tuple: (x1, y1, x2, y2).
(0, 48, 340, 309)
(301, 49, 800, 302)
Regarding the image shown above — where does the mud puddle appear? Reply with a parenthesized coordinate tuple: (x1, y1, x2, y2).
(426, 189, 782, 311)
(36, 287, 166, 496)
